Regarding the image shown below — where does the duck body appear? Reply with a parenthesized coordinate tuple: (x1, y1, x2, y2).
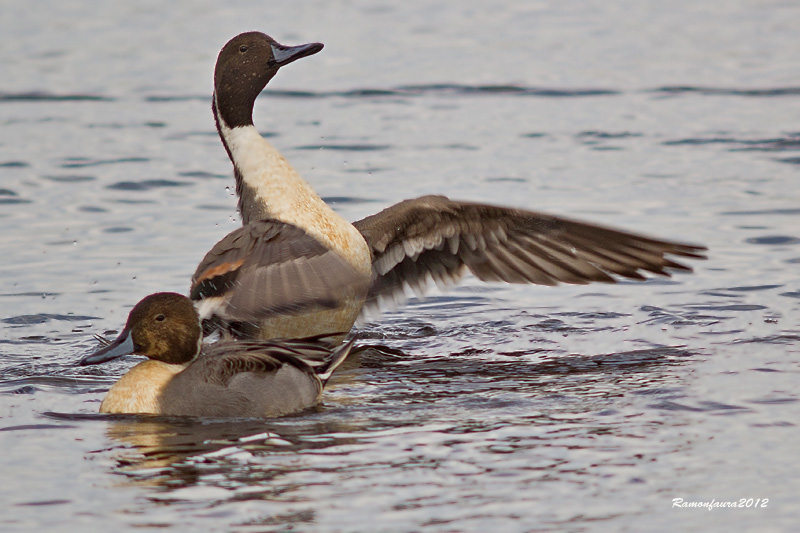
(200, 33, 371, 340)
(98, 342, 328, 417)
(80, 292, 352, 418)
(193, 32, 707, 342)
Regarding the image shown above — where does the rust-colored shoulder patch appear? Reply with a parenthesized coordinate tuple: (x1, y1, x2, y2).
(195, 258, 246, 284)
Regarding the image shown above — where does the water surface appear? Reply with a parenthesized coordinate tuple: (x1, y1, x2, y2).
(2, 1, 799, 531)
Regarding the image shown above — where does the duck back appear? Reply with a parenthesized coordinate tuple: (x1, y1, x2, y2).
(157, 344, 323, 418)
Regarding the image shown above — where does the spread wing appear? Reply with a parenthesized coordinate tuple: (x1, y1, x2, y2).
(353, 195, 707, 310)
(191, 219, 367, 332)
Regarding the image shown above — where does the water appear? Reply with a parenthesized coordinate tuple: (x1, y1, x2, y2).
(2, 1, 800, 531)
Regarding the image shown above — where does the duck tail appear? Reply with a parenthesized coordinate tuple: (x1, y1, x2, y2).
(316, 337, 356, 384)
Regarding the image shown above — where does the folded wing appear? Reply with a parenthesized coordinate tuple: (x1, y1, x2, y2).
(191, 219, 368, 335)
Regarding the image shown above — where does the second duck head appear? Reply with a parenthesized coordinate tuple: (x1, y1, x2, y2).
(80, 292, 202, 367)
(213, 32, 323, 129)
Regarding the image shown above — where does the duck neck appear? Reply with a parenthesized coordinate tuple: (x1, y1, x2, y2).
(214, 98, 331, 224)
(213, 98, 370, 267)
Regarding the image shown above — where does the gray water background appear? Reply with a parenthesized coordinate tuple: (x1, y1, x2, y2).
(1, 1, 799, 531)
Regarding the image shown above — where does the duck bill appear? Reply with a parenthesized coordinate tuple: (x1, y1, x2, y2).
(79, 329, 136, 366)
(271, 41, 324, 67)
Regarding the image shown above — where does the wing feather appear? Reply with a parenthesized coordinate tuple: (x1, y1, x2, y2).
(353, 195, 706, 312)
(191, 219, 368, 334)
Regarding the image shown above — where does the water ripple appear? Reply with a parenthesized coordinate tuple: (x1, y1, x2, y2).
(663, 134, 800, 152)
(2, 313, 99, 325)
(320, 196, 376, 205)
(744, 235, 800, 246)
(0, 92, 114, 102)
(0, 424, 75, 432)
(720, 208, 800, 216)
(651, 86, 800, 97)
(259, 85, 622, 99)
(106, 179, 191, 191)
(686, 304, 767, 312)
(142, 85, 800, 103)
(178, 170, 227, 180)
(577, 131, 643, 141)
(733, 334, 800, 345)
(60, 157, 149, 168)
(638, 306, 724, 326)
(42, 175, 95, 183)
(0, 188, 31, 205)
(296, 144, 391, 151)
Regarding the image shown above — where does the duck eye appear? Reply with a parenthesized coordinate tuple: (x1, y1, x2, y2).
(155, 314, 166, 322)
(239, 45, 248, 53)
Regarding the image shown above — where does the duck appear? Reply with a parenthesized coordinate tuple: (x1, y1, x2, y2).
(191, 31, 707, 341)
(79, 292, 353, 417)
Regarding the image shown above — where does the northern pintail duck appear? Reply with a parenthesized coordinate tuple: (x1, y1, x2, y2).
(79, 292, 353, 417)
(192, 32, 707, 340)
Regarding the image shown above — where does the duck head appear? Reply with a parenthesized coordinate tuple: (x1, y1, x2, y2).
(213, 32, 323, 129)
(80, 292, 203, 367)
